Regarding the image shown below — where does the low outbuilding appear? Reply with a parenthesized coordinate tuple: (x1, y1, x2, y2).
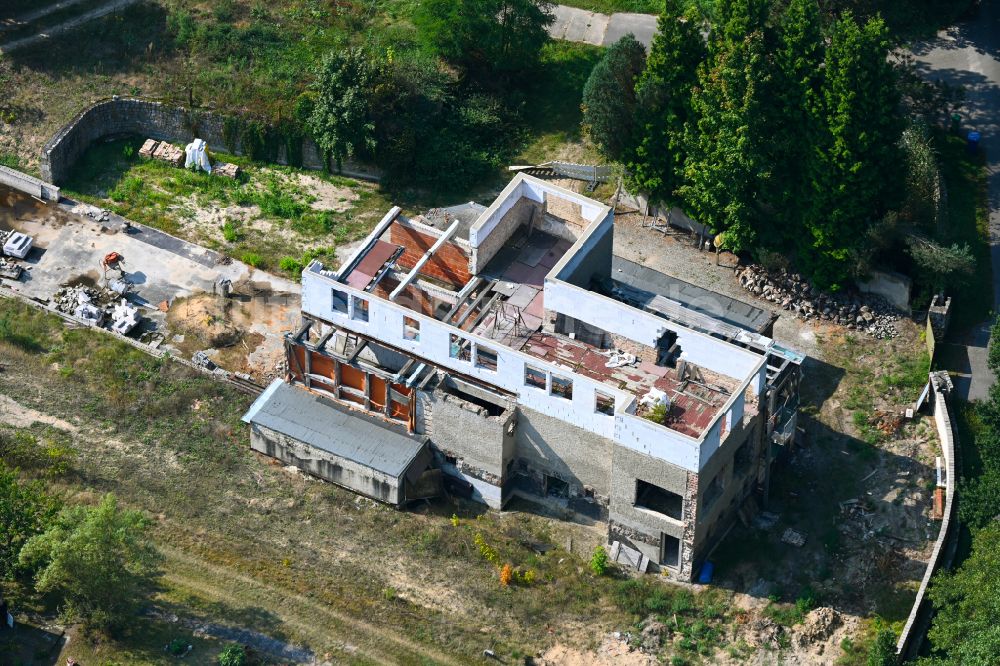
(242, 380, 432, 505)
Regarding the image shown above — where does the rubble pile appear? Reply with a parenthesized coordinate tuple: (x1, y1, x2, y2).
(738, 265, 900, 339)
(52, 285, 115, 324)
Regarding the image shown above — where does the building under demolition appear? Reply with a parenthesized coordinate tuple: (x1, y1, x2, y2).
(243, 174, 801, 580)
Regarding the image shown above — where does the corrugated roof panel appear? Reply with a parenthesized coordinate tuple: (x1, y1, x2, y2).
(243, 380, 427, 479)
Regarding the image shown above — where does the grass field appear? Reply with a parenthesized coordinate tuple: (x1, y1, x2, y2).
(60, 137, 393, 275)
(0, 298, 766, 665)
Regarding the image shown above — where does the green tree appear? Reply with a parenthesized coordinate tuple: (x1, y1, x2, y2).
(19, 494, 160, 633)
(765, 0, 823, 251)
(0, 463, 59, 579)
(804, 13, 902, 287)
(680, 30, 772, 252)
(925, 523, 1000, 665)
(905, 237, 975, 293)
(309, 47, 377, 171)
(582, 34, 647, 162)
(627, 2, 705, 203)
(414, 0, 553, 78)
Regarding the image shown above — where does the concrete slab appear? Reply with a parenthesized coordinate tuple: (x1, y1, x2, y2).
(604, 12, 657, 48)
(549, 5, 609, 47)
(547, 5, 657, 49)
(0, 186, 300, 378)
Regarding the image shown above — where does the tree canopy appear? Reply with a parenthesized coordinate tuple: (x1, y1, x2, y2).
(627, 1, 705, 204)
(309, 47, 377, 171)
(582, 34, 647, 162)
(19, 494, 160, 632)
(414, 0, 554, 77)
(0, 462, 59, 579)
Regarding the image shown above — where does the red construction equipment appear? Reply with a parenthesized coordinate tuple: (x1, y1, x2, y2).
(101, 251, 125, 280)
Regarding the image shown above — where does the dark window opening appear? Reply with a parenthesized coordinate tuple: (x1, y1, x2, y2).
(734, 437, 754, 476)
(545, 475, 569, 498)
(595, 390, 615, 415)
(332, 288, 349, 315)
(476, 345, 498, 372)
(550, 375, 573, 400)
(351, 296, 369, 322)
(525, 365, 547, 390)
(443, 384, 506, 417)
(703, 467, 727, 511)
(635, 479, 683, 520)
(661, 534, 681, 568)
(655, 330, 681, 368)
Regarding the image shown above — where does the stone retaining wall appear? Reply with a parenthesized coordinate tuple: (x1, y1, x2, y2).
(40, 97, 378, 185)
(896, 371, 960, 658)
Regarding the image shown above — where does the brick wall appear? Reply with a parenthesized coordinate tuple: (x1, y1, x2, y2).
(389, 221, 472, 288)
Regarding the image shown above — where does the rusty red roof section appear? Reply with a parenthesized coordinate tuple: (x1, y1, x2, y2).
(521, 332, 736, 438)
(345, 240, 402, 290)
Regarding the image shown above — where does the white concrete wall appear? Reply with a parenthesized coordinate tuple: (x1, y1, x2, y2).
(543, 277, 764, 381)
(0, 166, 60, 201)
(302, 265, 726, 473)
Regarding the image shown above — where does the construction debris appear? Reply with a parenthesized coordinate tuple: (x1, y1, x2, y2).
(152, 141, 185, 166)
(214, 162, 241, 179)
(110, 299, 141, 335)
(738, 265, 900, 339)
(869, 410, 903, 436)
(781, 528, 807, 547)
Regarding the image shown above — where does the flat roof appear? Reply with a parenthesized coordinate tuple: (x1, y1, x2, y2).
(242, 380, 427, 479)
(610, 257, 777, 334)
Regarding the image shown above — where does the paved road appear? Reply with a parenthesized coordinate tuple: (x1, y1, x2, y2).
(549, 5, 657, 48)
(0, 0, 143, 53)
(910, 3, 1000, 401)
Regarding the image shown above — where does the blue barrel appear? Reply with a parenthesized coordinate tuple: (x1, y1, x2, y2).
(697, 560, 714, 584)
(967, 131, 981, 154)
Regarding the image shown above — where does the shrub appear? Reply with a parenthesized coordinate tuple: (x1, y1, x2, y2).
(19, 494, 160, 634)
(590, 545, 609, 576)
(217, 644, 246, 665)
(221, 220, 239, 243)
(867, 627, 897, 666)
(240, 252, 263, 268)
(279, 256, 303, 274)
(499, 563, 514, 587)
(474, 532, 501, 566)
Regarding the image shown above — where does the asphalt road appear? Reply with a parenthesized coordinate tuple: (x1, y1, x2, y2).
(910, 2, 1000, 401)
(548, 5, 657, 48)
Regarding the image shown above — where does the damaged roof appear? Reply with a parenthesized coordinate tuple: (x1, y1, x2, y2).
(242, 380, 428, 479)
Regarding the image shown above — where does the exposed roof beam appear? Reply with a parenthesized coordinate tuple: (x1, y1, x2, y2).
(336, 206, 402, 281)
(389, 220, 460, 301)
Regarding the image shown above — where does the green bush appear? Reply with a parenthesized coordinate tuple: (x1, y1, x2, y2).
(221, 220, 240, 243)
(240, 252, 264, 268)
(590, 545, 609, 576)
(279, 256, 303, 274)
(217, 644, 247, 666)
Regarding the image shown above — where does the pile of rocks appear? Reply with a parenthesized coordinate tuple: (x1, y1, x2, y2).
(738, 265, 901, 339)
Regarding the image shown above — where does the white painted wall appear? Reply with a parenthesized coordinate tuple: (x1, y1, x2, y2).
(302, 265, 724, 472)
(543, 278, 764, 381)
